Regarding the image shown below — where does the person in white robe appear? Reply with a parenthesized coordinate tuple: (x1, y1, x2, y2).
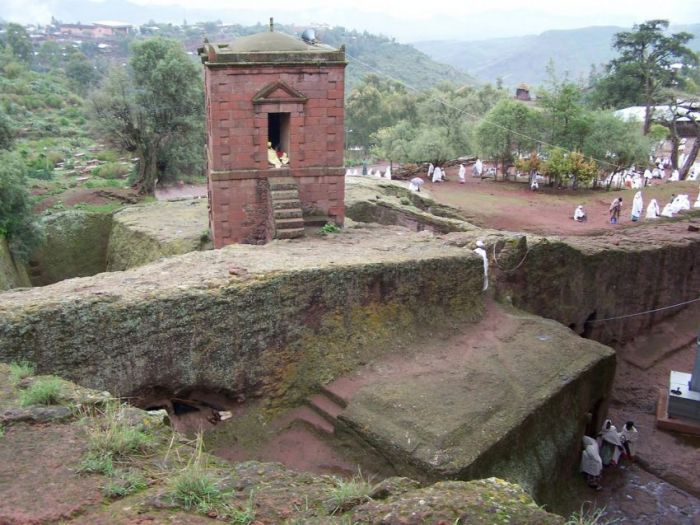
(632, 174, 642, 189)
(573, 205, 586, 222)
(408, 177, 424, 192)
(472, 158, 483, 177)
(631, 191, 643, 221)
(694, 190, 700, 208)
(644, 168, 653, 181)
(530, 178, 539, 191)
(367, 168, 374, 177)
(598, 419, 623, 466)
(432, 166, 443, 183)
(677, 194, 691, 211)
(688, 166, 698, 181)
(670, 169, 680, 182)
(611, 172, 623, 189)
(384, 166, 392, 180)
(620, 421, 639, 460)
(646, 199, 660, 219)
(473, 240, 488, 291)
(458, 164, 466, 184)
(661, 201, 675, 217)
(580, 435, 603, 490)
(428, 163, 434, 178)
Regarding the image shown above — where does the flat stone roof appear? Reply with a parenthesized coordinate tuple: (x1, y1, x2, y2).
(199, 30, 345, 66)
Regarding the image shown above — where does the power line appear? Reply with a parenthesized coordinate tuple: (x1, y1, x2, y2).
(344, 51, 621, 170)
(585, 297, 700, 324)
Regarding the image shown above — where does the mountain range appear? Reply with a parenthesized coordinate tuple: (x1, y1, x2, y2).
(413, 23, 700, 89)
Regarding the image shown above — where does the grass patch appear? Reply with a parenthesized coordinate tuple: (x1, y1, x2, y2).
(9, 361, 35, 385)
(84, 179, 127, 189)
(566, 504, 618, 525)
(20, 377, 63, 406)
(72, 202, 123, 214)
(226, 492, 256, 525)
(79, 453, 115, 476)
(86, 401, 155, 459)
(102, 469, 148, 498)
(169, 433, 224, 514)
(325, 472, 374, 514)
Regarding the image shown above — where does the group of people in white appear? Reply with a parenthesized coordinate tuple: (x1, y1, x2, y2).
(345, 166, 392, 179)
(573, 188, 700, 224)
(581, 419, 639, 490)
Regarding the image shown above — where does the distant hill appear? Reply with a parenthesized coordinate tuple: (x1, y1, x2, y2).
(413, 23, 700, 89)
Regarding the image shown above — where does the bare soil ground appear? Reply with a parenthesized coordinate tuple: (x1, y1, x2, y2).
(424, 165, 700, 236)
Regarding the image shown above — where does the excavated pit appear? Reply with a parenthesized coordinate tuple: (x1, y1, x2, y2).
(2, 180, 699, 520)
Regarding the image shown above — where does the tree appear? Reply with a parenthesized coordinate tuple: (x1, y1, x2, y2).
(1, 23, 32, 64)
(90, 38, 203, 194)
(476, 99, 541, 178)
(0, 112, 14, 151)
(609, 20, 697, 134)
(538, 75, 591, 151)
(65, 53, 100, 95)
(0, 152, 43, 262)
(582, 111, 653, 176)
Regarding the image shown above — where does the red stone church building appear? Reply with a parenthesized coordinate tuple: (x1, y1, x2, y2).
(199, 27, 347, 247)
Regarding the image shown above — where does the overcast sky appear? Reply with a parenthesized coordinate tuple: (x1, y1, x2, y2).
(2, 0, 699, 42)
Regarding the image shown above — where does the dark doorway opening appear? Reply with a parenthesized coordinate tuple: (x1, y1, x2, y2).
(268, 112, 290, 155)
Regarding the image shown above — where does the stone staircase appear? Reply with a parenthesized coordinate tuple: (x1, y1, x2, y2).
(274, 385, 347, 438)
(269, 176, 305, 240)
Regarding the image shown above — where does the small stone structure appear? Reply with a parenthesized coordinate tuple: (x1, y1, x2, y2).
(515, 83, 531, 101)
(199, 24, 347, 247)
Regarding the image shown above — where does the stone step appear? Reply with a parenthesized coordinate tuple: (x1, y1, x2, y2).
(307, 393, 345, 425)
(275, 217, 304, 230)
(269, 177, 298, 191)
(320, 381, 354, 408)
(274, 208, 303, 220)
(270, 189, 299, 201)
(273, 406, 334, 435)
(273, 199, 302, 210)
(276, 228, 305, 240)
(304, 215, 332, 227)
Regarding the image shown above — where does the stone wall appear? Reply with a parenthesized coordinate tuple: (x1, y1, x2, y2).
(0, 231, 485, 407)
(0, 237, 30, 291)
(27, 211, 112, 287)
(494, 223, 700, 345)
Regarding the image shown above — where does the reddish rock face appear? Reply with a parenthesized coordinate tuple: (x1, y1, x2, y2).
(201, 34, 347, 247)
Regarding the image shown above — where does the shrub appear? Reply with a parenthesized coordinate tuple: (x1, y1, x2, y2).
(9, 360, 35, 384)
(20, 377, 63, 406)
(93, 162, 130, 180)
(565, 504, 616, 525)
(79, 453, 114, 476)
(321, 222, 341, 234)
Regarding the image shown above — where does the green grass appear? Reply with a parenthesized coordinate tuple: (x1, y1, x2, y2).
(79, 453, 115, 476)
(226, 493, 256, 525)
(321, 222, 342, 234)
(72, 202, 123, 214)
(566, 504, 618, 525)
(86, 402, 154, 459)
(325, 473, 374, 514)
(84, 179, 128, 189)
(101, 469, 148, 498)
(20, 377, 63, 406)
(169, 433, 224, 514)
(9, 361, 35, 385)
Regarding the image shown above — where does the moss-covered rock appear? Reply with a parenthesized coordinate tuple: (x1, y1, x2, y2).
(106, 199, 211, 271)
(0, 226, 485, 408)
(28, 210, 113, 286)
(0, 236, 29, 291)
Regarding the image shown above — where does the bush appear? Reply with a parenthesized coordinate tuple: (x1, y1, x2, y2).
(321, 222, 341, 234)
(0, 151, 45, 262)
(93, 162, 130, 180)
(20, 377, 63, 406)
(9, 360, 35, 384)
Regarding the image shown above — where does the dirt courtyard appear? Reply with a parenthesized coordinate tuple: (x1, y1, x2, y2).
(418, 165, 700, 235)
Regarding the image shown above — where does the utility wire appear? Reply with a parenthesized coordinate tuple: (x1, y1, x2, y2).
(344, 51, 622, 170)
(585, 296, 700, 323)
